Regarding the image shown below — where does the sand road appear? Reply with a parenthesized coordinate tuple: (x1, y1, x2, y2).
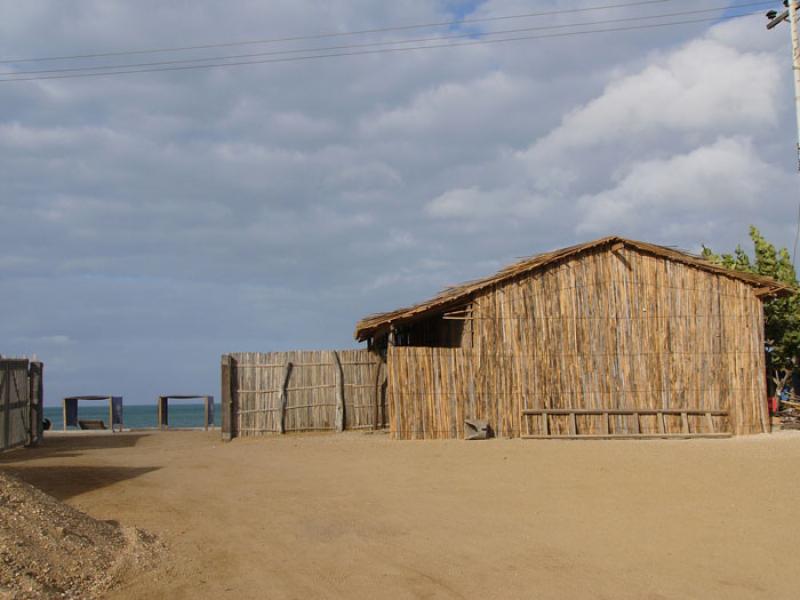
(2, 430, 799, 599)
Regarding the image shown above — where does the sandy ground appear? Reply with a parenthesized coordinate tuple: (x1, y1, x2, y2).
(2, 430, 799, 599)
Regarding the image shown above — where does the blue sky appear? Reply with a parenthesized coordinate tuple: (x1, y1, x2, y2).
(1, 1, 797, 405)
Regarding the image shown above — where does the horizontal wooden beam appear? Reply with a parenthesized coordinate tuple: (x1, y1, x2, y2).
(522, 433, 732, 440)
(754, 286, 789, 297)
(521, 408, 727, 417)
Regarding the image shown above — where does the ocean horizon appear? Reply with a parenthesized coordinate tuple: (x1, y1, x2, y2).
(43, 402, 222, 430)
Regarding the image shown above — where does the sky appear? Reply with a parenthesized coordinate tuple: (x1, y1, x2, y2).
(1, 0, 798, 405)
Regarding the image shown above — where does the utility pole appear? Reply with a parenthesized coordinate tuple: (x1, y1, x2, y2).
(767, 1, 800, 170)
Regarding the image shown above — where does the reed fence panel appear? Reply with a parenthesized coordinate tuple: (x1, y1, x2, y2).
(224, 350, 386, 437)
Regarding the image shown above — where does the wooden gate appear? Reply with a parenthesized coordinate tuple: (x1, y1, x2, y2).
(0, 359, 43, 450)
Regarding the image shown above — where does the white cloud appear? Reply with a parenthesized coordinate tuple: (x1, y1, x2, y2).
(527, 30, 782, 161)
(425, 186, 548, 221)
(576, 136, 775, 237)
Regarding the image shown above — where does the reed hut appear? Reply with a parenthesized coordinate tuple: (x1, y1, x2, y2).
(354, 236, 788, 440)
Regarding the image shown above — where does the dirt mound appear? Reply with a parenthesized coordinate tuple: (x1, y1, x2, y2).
(0, 471, 161, 599)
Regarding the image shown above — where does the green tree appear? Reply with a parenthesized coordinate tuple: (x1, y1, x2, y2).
(702, 226, 800, 391)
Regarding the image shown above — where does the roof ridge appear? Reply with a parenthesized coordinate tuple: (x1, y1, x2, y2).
(354, 236, 787, 341)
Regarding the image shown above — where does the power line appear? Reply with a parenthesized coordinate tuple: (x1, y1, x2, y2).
(0, 0, 674, 65)
(0, 2, 772, 79)
(0, 11, 763, 84)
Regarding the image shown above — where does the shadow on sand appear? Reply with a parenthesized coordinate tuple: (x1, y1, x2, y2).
(1, 464, 160, 501)
(0, 433, 159, 500)
(1, 432, 150, 461)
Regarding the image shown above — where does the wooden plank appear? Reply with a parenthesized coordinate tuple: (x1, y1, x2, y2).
(681, 411, 689, 434)
(522, 433, 733, 440)
(632, 412, 640, 434)
(569, 412, 577, 436)
(602, 412, 609, 435)
(521, 408, 728, 416)
(332, 351, 345, 433)
(754, 286, 784, 297)
(235, 362, 333, 368)
(540, 412, 549, 437)
(238, 385, 336, 393)
(658, 411, 666, 434)
(705, 411, 714, 434)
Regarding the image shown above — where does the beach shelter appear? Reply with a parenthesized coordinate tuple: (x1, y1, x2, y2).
(157, 395, 215, 430)
(62, 396, 123, 432)
(355, 236, 790, 440)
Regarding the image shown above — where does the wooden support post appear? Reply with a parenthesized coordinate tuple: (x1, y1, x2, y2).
(705, 412, 714, 434)
(569, 412, 577, 436)
(158, 397, 165, 431)
(373, 356, 383, 431)
(27, 361, 43, 446)
(277, 362, 293, 434)
(602, 412, 609, 435)
(632, 412, 640, 435)
(221, 355, 235, 441)
(332, 351, 345, 433)
(681, 412, 689, 434)
(540, 412, 549, 437)
(658, 411, 666, 434)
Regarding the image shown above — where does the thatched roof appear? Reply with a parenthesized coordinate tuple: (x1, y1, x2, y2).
(354, 236, 789, 341)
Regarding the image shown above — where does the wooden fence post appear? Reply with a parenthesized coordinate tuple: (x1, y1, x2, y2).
(277, 362, 293, 434)
(28, 361, 43, 446)
(332, 351, 345, 432)
(221, 355, 235, 441)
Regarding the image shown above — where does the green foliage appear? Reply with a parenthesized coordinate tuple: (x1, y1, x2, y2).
(703, 227, 800, 374)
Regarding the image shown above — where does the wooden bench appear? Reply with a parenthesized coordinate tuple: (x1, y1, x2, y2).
(78, 419, 106, 430)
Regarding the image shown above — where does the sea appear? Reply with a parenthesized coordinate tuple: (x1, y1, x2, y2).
(43, 403, 222, 430)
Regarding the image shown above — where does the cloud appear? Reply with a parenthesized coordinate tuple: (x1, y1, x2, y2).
(527, 30, 782, 161)
(575, 136, 777, 239)
(425, 186, 548, 221)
